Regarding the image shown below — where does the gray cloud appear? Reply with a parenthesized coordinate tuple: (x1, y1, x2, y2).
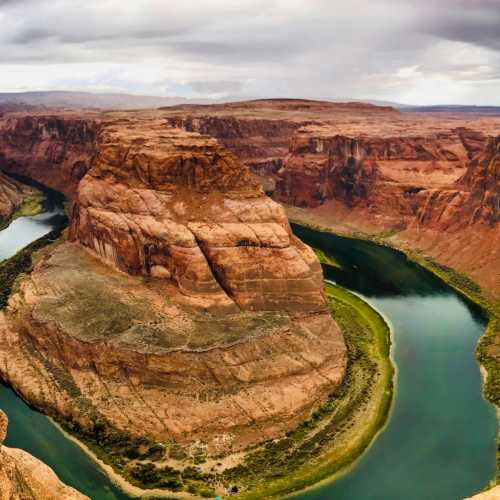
(189, 80, 243, 94)
(0, 0, 498, 104)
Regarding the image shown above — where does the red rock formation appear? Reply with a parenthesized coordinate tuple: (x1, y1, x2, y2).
(0, 115, 98, 197)
(70, 119, 327, 313)
(0, 114, 346, 455)
(160, 100, 500, 293)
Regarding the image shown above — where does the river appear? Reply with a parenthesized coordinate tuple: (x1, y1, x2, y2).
(0, 211, 496, 500)
(292, 224, 497, 500)
(0, 203, 131, 500)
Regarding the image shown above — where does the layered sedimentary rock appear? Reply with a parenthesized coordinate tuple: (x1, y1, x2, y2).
(0, 116, 346, 454)
(0, 411, 87, 500)
(0, 171, 35, 224)
(166, 114, 299, 193)
(162, 100, 500, 293)
(0, 115, 98, 197)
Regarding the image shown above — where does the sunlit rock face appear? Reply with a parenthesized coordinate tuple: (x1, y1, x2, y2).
(0, 411, 88, 500)
(69, 119, 328, 314)
(0, 113, 346, 454)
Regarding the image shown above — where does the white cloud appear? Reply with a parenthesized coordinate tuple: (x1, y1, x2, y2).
(0, 0, 498, 104)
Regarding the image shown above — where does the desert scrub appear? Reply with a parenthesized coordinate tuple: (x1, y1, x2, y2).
(51, 279, 393, 499)
(0, 227, 65, 308)
(0, 192, 46, 231)
(12, 192, 46, 219)
(314, 248, 342, 268)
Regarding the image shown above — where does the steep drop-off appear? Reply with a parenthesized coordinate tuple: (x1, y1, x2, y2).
(0, 114, 98, 197)
(0, 115, 346, 460)
(162, 100, 499, 294)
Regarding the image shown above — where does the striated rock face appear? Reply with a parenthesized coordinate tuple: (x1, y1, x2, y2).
(166, 114, 300, 193)
(0, 115, 98, 197)
(460, 135, 499, 225)
(0, 114, 346, 454)
(0, 411, 88, 500)
(69, 120, 327, 313)
(275, 124, 473, 210)
(0, 171, 35, 224)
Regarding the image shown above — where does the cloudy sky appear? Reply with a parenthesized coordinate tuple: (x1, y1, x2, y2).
(1, 0, 499, 105)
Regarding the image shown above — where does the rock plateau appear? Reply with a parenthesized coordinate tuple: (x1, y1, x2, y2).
(0, 113, 346, 457)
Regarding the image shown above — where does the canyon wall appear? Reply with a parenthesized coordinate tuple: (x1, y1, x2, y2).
(0, 411, 87, 500)
(0, 115, 99, 197)
(0, 113, 346, 454)
(162, 101, 499, 294)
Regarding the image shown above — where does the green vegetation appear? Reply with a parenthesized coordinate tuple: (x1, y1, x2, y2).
(13, 192, 46, 219)
(290, 216, 500, 485)
(0, 192, 46, 231)
(224, 283, 393, 499)
(44, 275, 394, 499)
(314, 248, 342, 268)
(0, 227, 64, 308)
(1, 213, 394, 498)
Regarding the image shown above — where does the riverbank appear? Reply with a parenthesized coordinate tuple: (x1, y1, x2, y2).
(287, 211, 500, 484)
(230, 282, 394, 499)
(0, 191, 45, 231)
(43, 278, 394, 500)
(0, 221, 394, 499)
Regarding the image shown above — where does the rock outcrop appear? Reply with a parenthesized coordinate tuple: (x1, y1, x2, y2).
(0, 115, 98, 197)
(70, 120, 327, 313)
(162, 100, 500, 293)
(0, 115, 346, 455)
(0, 410, 88, 500)
(0, 171, 35, 224)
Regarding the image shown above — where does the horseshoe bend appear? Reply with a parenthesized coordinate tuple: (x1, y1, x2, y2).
(0, 113, 352, 497)
(0, 101, 498, 499)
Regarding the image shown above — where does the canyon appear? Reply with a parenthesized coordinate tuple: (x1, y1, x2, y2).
(163, 99, 500, 295)
(0, 100, 498, 498)
(0, 410, 87, 499)
(0, 112, 346, 475)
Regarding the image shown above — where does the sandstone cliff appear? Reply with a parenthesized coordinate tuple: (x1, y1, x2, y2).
(0, 115, 98, 197)
(0, 410, 88, 500)
(0, 115, 346, 457)
(0, 171, 35, 224)
(160, 100, 500, 294)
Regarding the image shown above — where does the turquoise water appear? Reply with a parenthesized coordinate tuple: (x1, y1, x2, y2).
(0, 214, 496, 500)
(292, 224, 497, 500)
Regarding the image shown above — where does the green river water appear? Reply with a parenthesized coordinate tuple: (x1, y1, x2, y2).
(0, 212, 496, 500)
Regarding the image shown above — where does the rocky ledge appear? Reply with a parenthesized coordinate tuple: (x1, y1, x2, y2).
(0, 116, 346, 459)
(0, 410, 87, 499)
(0, 171, 36, 225)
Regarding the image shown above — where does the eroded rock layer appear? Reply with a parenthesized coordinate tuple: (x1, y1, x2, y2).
(161, 100, 500, 293)
(0, 115, 346, 454)
(0, 115, 98, 197)
(0, 171, 35, 224)
(0, 411, 87, 500)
